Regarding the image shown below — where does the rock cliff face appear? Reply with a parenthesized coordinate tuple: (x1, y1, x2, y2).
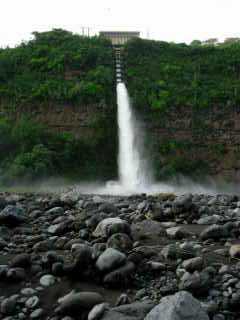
(146, 104, 240, 181)
(0, 101, 118, 180)
(2, 101, 240, 181)
(0, 102, 113, 138)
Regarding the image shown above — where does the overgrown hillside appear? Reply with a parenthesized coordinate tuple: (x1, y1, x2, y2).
(125, 38, 240, 111)
(0, 29, 117, 184)
(124, 39, 240, 180)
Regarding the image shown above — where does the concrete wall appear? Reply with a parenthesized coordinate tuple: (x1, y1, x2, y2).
(100, 31, 140, 45)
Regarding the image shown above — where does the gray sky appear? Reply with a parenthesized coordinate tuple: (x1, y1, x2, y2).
(1, 0, 240, 47)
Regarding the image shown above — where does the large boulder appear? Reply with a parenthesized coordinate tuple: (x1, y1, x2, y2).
(179, 271, 211, 295)
(166, 226, 191, 240)
(96, 248, 126, 273)
(9, 253, 31, 269)
(98, 202, 118, 214)
(102, 300, 154, 320)
(131, 220, 166, 239)
(229, 244, 240, 259)
(104, 261, 135, 287)
(93, 218, 131, 238)
(47, 220, 72, 236)
(0, 205, 26, 226)
(107, 233, 133, 252)
(200, 224, 226, 240)
(0, 196, 6, 210)
(182, 257, 204, 272)
(173, 194, 193, 211)
(144, 291, 209, 320)
(56, 291, 104, 315)
(72, 244, 93, 273)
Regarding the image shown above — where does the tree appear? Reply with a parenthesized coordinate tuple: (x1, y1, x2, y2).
(190, 40, 202, 47)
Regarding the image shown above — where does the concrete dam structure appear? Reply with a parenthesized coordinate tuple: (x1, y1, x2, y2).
(99, 31, 140, 46)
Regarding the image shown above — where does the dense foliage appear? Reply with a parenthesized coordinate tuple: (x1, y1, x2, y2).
(124, 38, 240, 112)
(0, 116, 117, 184)
(124, 39, 240, 179)
(0, 29, 115, 106)
(0, 30, 117, 184)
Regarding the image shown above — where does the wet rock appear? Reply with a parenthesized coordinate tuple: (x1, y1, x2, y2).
(42, 250, 62, 268)
(131, 220, 166, 238)
(174, 194, 193, 210)
(229, 244, 240, 259)
(25, 296, 39, 309)
(56, 291, 104, 316)
(144, 291, 209, 320)
(93, 196, 105, 204)
(146, 261, 166, 272)
(92, 243, 106, 260)
(0, 205, 26, 226)
(52, 262, 64, 276)
(107, 233, 133, 252)
(45, 206, 64, 216)
(103, 261, 135, 287)
(0, 226, 10, 240)
(30, 308, 44, 318)
(182, 257, 204, 272)
(179, 271, 211, 295)
(7, 267, 26, 281)
(0, 196, 6, 210)
(197, 215, 221, 225)
(115, 294, 131, 306)
(166, 226, 191, 240)
(96, 248, 126, 272)
(179, 242, 198, 259)
(1, 295, 18, 315)
(9, 253, 31, 269)
(40, 274, 56, 287)
(93, 218, 131, 238)
(200, 224, 226, 240)
(21, 288, 36, 296)
(102, 300, 154, 320)
(0, 237, 8, 249)
(88, 302, 109, 320)
(98, 202, 118, 214)
(47, 221, 70, 235)
(33, 240, 53, 252)
(73, 244, 93, 271)
(161, 244, 178, 260)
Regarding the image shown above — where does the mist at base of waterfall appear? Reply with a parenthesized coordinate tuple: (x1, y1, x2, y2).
(67, 176, 240, 196)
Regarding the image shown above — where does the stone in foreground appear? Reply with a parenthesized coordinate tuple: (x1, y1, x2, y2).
(96, 248, 126, 272)
(56, 291, 104, 315)
(0, 205, 26, 226)
(144, 291, 209, 320)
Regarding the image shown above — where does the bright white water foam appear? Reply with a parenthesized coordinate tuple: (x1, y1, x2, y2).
(117, 82, 149, 191)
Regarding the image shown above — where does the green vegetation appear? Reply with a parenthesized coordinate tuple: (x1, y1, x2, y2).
(124, 38, 240, 112)
(1, 31, 240, 183)
(0, 29, 117, 184)
(124, 38, 240, 178)
(0, 116, 117, 184)
(0, 29, 114, 107)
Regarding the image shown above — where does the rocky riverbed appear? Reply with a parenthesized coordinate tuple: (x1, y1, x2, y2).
(0, 191, 240, 319)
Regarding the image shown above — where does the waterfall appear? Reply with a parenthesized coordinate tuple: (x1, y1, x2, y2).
(117, 82, 149, 191)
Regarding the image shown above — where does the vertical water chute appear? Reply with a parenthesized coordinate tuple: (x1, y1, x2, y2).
(115, 48, 150, 191)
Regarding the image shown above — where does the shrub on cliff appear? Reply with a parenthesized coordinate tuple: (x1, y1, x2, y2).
(124, 38, 240, 111)
(7, 144, 54, 180)
(0, 116, 117, 184)
(0, 29, 115, 106)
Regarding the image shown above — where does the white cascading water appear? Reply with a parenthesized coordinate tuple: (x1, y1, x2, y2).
(117, 82, 148, 191)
